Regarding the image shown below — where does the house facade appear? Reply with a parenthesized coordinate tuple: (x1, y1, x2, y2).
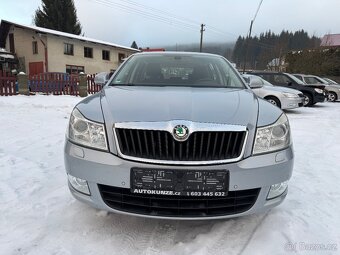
(0, 20, 139, 75)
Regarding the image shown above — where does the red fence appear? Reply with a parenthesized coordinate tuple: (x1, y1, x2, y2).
(28, 73, 102, 96)
(0, 70, 17, 96)
(29, 73, 79, 96)
(87, 74, 103, 94)
(0, 72, 102, 96)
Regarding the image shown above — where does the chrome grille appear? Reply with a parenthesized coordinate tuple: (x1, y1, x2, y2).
(115, 128, 246, 162)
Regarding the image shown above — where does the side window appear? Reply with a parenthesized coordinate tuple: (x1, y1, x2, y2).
(257, 74, 274, 84)
(305, 77, 320, 84)
(295, 75, 303, 81)
(273, 74, 291, 85)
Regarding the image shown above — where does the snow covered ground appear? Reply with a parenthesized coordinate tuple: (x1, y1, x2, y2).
(0, 95, 339, 255)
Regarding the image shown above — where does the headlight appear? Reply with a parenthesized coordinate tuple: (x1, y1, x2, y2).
(253, 114, 291, 155)
(314, 88, 323, 94)
(282, 92, 298, 98)
(68, 108, 108, 151)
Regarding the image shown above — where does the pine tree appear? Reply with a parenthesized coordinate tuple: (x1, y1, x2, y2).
(34, 0, 82, 35)
(131, 41, 139, 49)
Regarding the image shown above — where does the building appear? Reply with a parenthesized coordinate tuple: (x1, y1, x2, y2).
(0, 20, 139, 75)
(320, 34, 340, 47)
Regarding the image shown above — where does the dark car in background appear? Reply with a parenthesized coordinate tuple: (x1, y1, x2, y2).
(250, 72, 326, 106)
(293, 74, 340, 102)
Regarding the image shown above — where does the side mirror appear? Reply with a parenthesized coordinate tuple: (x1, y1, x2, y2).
(287, 81, 293, 86)
(249, 79, 263, 89)
(94, 72, 111, 85)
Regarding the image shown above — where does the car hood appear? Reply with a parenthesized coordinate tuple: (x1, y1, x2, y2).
(101, 86, 258, 126)
(304, 84, 325, 89)
(262, 85, 301, 94)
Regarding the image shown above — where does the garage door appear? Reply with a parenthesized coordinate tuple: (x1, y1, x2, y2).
(29, 62, 44, 75)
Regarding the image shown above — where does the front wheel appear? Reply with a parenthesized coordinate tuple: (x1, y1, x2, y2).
(265, 96, 281, 108)
(303, 93, 313, 107)
(328, 92, 337, 102)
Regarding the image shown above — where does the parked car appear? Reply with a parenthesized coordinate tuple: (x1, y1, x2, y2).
(242, 74, 304, 109)
(250, 71, 326, 106)
(293, 74, 340, 102)
(64, 52, 294, 219)
(322, 77, 339, 85)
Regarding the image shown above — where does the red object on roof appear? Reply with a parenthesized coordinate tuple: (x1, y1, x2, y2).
(320, 34, 340, 47)
(140, 48, 165, 52)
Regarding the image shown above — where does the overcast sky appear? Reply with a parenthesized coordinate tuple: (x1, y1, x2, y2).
(1, 0, 339, 48)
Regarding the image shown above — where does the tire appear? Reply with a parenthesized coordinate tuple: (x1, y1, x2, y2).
(265, 96, 281, 108)
(328, 92, 337, 102)
(303, 93, 313, 107)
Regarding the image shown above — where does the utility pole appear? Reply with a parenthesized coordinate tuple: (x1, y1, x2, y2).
(200, 24, 205, 52)
(242, 20, 254, 73)
(242, 0, 264, 73)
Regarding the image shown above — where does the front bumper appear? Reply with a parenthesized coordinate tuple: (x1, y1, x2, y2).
(64, 140, 294, 220)
(281, 97, 304, 109)
(314, 92, 327, 103)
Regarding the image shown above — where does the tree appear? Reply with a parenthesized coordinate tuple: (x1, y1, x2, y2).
(34, 0, 82, 35)
(130, 41, 138, 49)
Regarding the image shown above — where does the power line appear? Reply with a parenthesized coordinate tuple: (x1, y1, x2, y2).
(88, 0, 198, 32)
(86, 0, 236, 40)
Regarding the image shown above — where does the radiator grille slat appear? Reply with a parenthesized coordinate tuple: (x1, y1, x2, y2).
(115, 129, 246, 162)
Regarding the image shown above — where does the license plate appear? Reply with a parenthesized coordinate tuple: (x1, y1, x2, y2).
(131, 168, 228, 196)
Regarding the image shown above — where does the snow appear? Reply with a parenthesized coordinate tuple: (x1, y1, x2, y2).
(1, 20, 140, 53)
(0, 95, 339, 255)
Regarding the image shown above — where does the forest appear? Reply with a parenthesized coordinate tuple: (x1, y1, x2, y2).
(232, 30, 321, 70)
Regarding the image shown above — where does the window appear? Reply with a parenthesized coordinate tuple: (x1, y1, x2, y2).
(118, 53, 126, 63)
(32, 41, 38, 54)
(111, 54, 245, 88)
(66, 65, 84, 74)
(102, 50, 110, 61)
(64, 43, 74, 55)
(305, 77, 321, 84)
(294, 75, 303, 81)
(273, 74, 291, 85)
(84, 47, 93, 58)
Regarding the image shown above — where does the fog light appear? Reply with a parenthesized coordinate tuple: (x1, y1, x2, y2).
(68, 174, 90, 195)
(267, 181, 288, 200)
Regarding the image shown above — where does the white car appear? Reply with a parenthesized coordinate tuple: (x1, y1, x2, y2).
(242, 74, 304, 109)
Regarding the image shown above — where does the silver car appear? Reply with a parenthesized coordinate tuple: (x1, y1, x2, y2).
(294, 74, 340, 102)
(242, 74, 304, 109)
(64, 52, 294, 220)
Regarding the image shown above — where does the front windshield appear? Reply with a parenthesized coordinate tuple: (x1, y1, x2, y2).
(285, 73, 306, 85)
(324, 78, 337, 85)
(110, 54, 245, 88)
(314, 77, 330, 85)
(305, 76, 324, 84)
(259, 76, 273, 86)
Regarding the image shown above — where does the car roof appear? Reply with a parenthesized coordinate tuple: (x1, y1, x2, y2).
(249, 71, 285, 74)
(133, 51, 224, 58)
